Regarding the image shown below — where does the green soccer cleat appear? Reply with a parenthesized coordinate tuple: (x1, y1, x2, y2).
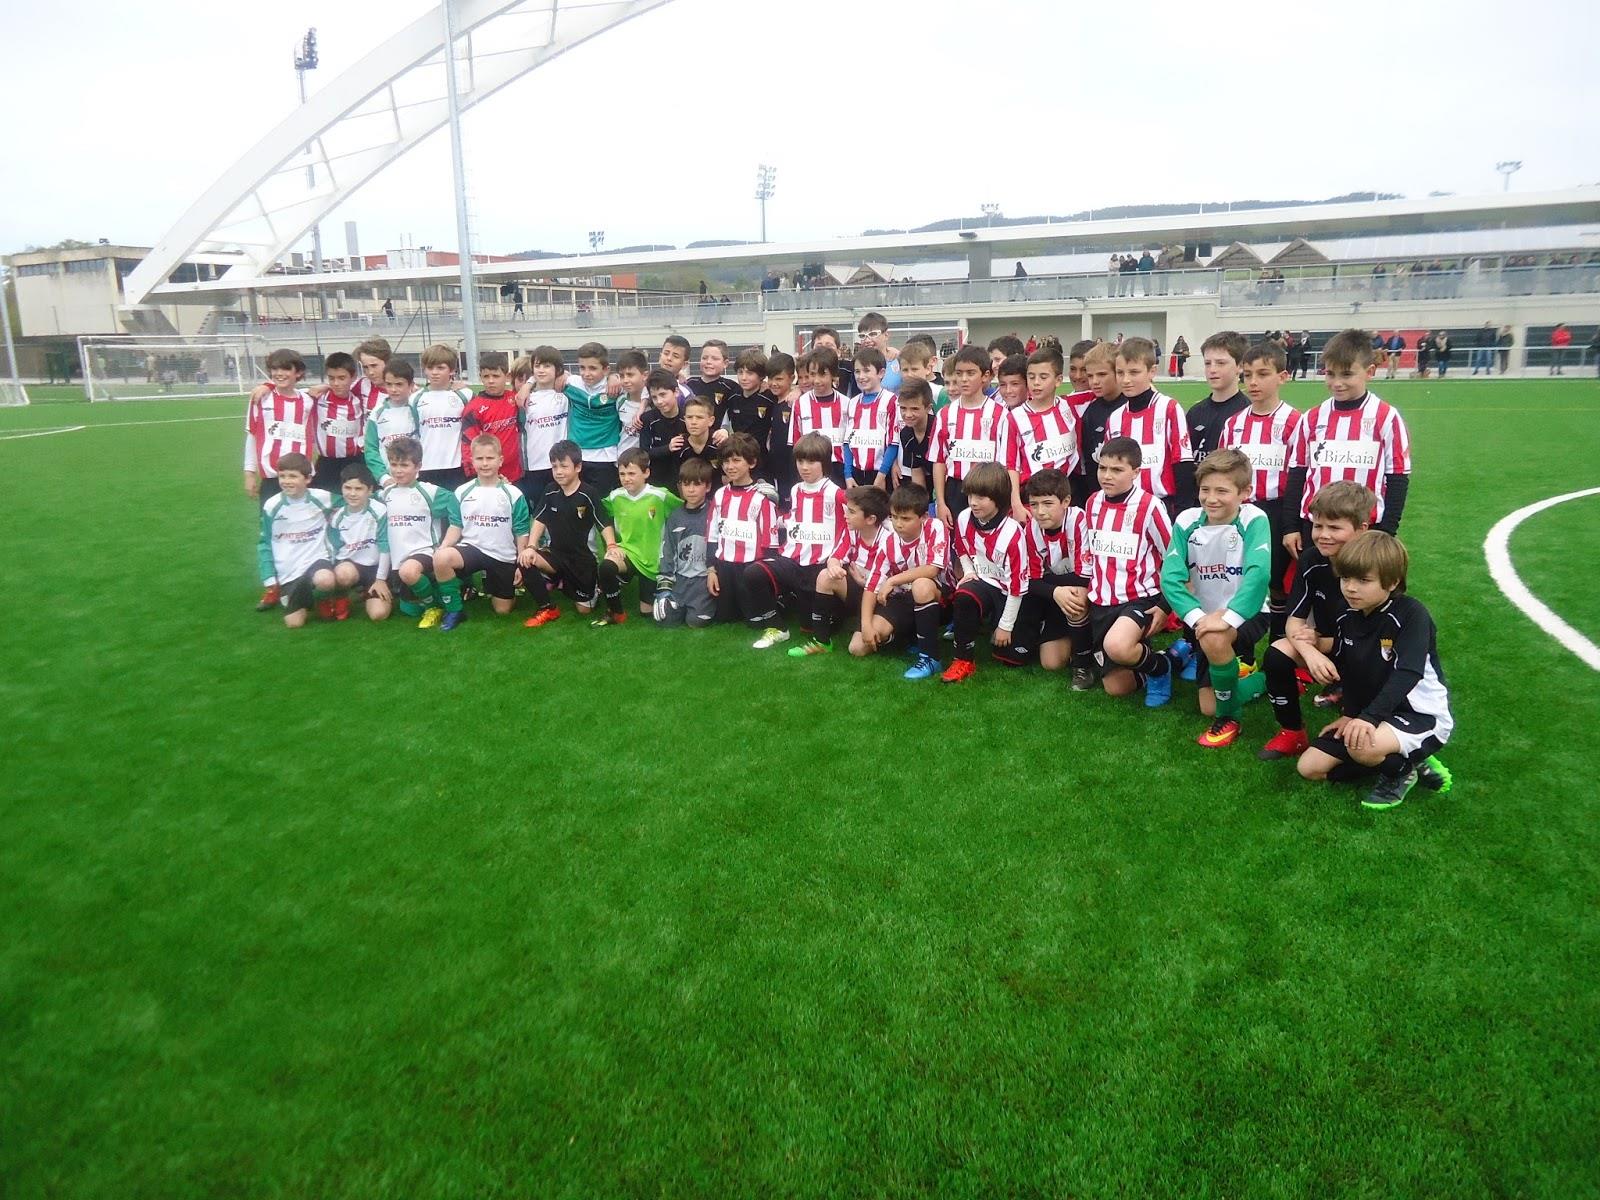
(1417, 755, 1454, 795)
(786, 638, 831, 658)
(1362, 768, 1417, 810)
(417, 607, 444, 629)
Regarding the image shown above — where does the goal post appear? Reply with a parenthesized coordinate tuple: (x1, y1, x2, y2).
(78, 335, 269, 402)
(0, 380, 28, 408)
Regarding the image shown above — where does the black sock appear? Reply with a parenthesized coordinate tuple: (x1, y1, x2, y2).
(1268, 603, 1288, 641)
(525, 569, 550, 607)
(1264, 645, 1303, 731)
(1133, 643, 1169, 677)
(812, 592, 840, 643)
(1379, 752, 1410, 776)
(913, 600, 943, 658)
(952, 594, 980, 659)
(1327, 761, 1367, 783)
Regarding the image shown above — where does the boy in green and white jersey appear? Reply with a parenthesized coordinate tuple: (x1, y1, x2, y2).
(329, 463, 392, 623)
(568, 341, 623, 498)
(595, 447, 683, 624)
(380, 435, 465, 629)
(1161, 447, 1272, 749)
(416, 343, 474, 488)
(364, 359, 421, 487)
(256, 451, 338, 629)
(436, 435, 532, 622)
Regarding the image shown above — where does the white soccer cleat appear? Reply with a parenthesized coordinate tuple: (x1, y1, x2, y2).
(752, 628, 791, 649)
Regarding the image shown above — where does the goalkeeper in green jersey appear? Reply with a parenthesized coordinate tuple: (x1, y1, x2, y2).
(595, 448, 682, 625)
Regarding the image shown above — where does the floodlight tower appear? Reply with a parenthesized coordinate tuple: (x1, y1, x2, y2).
(1496, 161, 1523, 192)
(589, 230, 605, 252)
(293, 28, 326, 316)
(755, 164, 777, 241)
(442, 0, 479, 374)
(981, 202, 1001, 226)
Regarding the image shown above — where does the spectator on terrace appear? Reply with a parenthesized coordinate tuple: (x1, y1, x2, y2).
(1497, 325, 1514, 374)
(1172, 335, 1190, 377)
(1435, 331, 1453, 376)
(1472, 322, 1495, 375)
(1550, 323, 1572, 375)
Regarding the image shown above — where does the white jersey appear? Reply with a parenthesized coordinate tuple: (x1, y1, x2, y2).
(257, 488, 334, 586)
(330, 499, 390, 574)
(415, 386, 471, 470)
(521, 387, 569, 472)
(382, 480, 459, 562)
(455, 478, 533, 563)
(618, 394, 645, 454)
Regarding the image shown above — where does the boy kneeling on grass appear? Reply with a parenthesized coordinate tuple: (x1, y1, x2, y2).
(256, 451, 337, 629)
(381, 436, 465, 630)
(1294, 531, 1454, 810)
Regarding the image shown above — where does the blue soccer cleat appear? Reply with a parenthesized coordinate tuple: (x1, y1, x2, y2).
(904, 654, 940, 681)
(1169, 637, 1198, 681)
(1144, 662, 1175, 707)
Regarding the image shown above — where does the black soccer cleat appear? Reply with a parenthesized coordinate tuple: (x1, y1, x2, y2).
(1362, 768, 1417, 811)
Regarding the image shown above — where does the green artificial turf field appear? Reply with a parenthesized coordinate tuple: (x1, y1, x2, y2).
(3, 379, 1599, 1198)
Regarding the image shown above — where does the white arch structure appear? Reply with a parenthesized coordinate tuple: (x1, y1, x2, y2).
(123, 0, 674, 306)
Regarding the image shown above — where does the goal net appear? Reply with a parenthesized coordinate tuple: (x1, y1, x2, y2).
(79, 336, 268, 402)
(0, 379, 28, 407)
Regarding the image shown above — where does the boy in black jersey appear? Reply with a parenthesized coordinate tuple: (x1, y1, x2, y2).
(894, 379, 935, 501)
(765, 352, 800, 510)
(1186, 331, 1250, 467)
(718, 347, 773, 474)
(1071, 342, 1126, 508)
(1294, 531, 1454, 809)
(522, 440, 616, 627)
(686, 339, 740, 422)
(1258, 481, 1374, 759)
(642, 369, 689, 492)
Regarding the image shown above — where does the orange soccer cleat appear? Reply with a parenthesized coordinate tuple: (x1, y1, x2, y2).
(523, 606, 562, 628)
(940, 659, 976, 684)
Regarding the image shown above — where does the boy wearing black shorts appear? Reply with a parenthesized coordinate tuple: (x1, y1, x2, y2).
(435, 435, 532, 622)
(522, 440, 616, 627)
(328, 463, 393, 622)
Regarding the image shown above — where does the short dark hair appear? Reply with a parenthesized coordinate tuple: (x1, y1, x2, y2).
(897, 378, 933, 409)
(852, 345, 887, 372)
(856, 311, 889, 334)
(793, 432, 832, 464)
(735, 347, 768, 375)
(905, 333, 938, 352)
(677, 457, 715, 487)
(723, 432, 761, 464)
(1200, 331, 1248, 364)
(385, 436, 422, 465)
(765, 351, 796, 379)
(420, 343, 456, 369)
(340, 462, 377, 487)
(615, 348, 649, 374)
(961, 462, 1012, 507)
(266, 348, 306, 373)
(549, 439, 582, 465)
(532, 345, 565, 370)
(1241, 341, 1288, 372)
(1023, 468, 1071, 500)
(890, 482, 930, 514)
(1098, 436, 1141, 467)
(275, 451, 312, 476)
(325, 351, 357, 375)
(987, 335, 1026, 358)
(646, 368, 680, 393)
(354, 338, 391, 362)
(1114, 337, 1157, 368)
(684, 396, 716, 417)
(617, 447, 651, 472)
(998, 353, 1028, 380)
(383, 358, 415, 384)
(478, 350, 509, 373)
(576, 342, 608, 365)
(1333, 530, 1407, 590)
(952, 344, 991, 373)
(810, 346, 839, 378)
(846, 484, 891, 522)
(1323, 329, 1376, 371)
(662, 334, 692, 354)
(810, 326, 840, 347)
(1068, 339, 1097, 360)
(700, 338, 729, 357)
(1309, 481, 1377, 526)
(1027, 345, 1064, 374)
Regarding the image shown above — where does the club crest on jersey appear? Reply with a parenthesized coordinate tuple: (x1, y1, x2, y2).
(757, 407, 767, 418)
(1380, 638, 1394, 662)
(576, 506, 587, 519)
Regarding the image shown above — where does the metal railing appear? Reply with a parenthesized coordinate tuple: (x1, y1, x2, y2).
(1220, 264, 1600, 308)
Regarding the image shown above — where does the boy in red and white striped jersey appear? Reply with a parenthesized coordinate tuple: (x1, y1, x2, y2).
(842, 346, 899, 490)
(743, 434, 847, 650)
(941, 463, 1029, 684)
(245, 348, 320, 608)
(1009, 469, 1094, 684)
(1285, 329, 1411, 555)
(1015, 346, 1081, 492)
(1104, 337, 1194, 516)
(352, 337, 391, 413)
(789, 346, 848, 485)
(1082, 438, 1178, 705)
(930, 344, 1021, 527)
(1222, 340, 1302, 638)
(851, 483, 951, 680)
(311, 352, 366, 494)
(706, 434, 781, 627)
(787, 485, 894, 658)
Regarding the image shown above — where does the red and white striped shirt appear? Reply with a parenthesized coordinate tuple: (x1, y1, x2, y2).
(865, 517, 950, 593)
(830, 523, 894, 579)
(929, 398, 1020, 479)
(789, 390, 847, 462)
(352, 376, 387, 414)
(1220, 401, 1303, 502)
(1013, 399, 1080, 480)
(1287, 393, 1411, 520)
(315, 391, 366, 459)
(953, 509, 1028, 598)
(1026, 511, 1089, 581)
(243, 389, 316, 478)
(1082, 486, 1172, 607)
(1062, 388, 1096, 424)
(783, 478, 848, 566)
(709, 484, 778, 563)
(843, 390, 899, 475)
(1103, 391, 1190, 498)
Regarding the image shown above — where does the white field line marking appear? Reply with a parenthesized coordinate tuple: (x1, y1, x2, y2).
(1484, 486, 1600, 671)
(0, 424, 86, 441)
(0, 414, 238, 436)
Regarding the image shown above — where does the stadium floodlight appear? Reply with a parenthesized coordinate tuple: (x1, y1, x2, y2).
(589, 230, 605, 252)
(755, 165, 777, 242)
(981, 202, 1002, 226)
(294, 28, 326, 316)
(1496, 161, 1523, 192)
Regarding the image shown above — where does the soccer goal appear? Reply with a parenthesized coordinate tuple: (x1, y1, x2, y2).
(0, 380, 28, 407)
(79, 335, 268, 402)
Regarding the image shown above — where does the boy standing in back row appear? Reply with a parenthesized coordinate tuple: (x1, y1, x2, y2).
(1185, 331, 1250, 467)
(415, 344, 473, 488)
(460, 351, 522, 484)
(1103, 337, 1193, 515)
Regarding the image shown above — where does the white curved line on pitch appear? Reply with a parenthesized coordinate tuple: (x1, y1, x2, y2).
(0, 424, 86, 441)
(1484, 486, 1600, 671)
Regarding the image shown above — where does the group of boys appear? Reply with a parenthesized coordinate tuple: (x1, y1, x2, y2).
(245, 317, 1454, 810)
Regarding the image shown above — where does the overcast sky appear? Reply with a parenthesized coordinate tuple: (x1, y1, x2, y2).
(4, 0, 1598, 260)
